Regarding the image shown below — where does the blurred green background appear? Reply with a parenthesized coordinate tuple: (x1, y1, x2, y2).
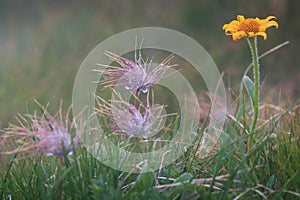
(0, 0, 299, 128)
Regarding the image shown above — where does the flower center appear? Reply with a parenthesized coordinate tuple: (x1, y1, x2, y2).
(239, 19, 259, 33)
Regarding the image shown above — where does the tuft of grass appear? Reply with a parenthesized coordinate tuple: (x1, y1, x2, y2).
(1, 99, 300, 199)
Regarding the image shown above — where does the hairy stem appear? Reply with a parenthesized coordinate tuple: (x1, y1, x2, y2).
(247, 37, 260, 149)
(58, 157, 63, 200)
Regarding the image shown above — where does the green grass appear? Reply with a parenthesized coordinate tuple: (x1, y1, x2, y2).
(1, 99, 300, 199)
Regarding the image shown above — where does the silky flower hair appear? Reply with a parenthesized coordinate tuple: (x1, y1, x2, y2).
(1, 102, 81, 157)
(96, 91, 169, 138)
(96, 51, 176, 95)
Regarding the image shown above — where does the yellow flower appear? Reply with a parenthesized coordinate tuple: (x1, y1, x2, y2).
(222, 15, 279, 41)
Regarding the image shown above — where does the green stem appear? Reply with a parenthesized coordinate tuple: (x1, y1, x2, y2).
(58, 157, 63, 200)
(247, 37, 260, 149)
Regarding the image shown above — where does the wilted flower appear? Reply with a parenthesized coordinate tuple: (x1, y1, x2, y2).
(1, 102, 80, 157)
(222, 15, 279, 41)
(96, 51, 176, 94)
(96, 91, 170, 138)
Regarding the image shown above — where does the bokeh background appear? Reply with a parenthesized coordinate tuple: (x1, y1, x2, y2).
(0, 0, 299, 128)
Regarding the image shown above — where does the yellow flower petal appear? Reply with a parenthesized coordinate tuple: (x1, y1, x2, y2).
(258, 26, 266, 32)
(222, 24, 229, 30)
(265, 16, 276, 21)
(265, 21, 279, 29)
(237, 15, 245, 22)
(248, 32, 256, 37)
(255, 32, 267, 40)
(232, 31, 247, 41)
(230, 20, 241, 26)
(225, 29, 234, 35)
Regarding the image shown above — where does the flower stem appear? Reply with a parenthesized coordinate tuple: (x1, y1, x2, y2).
(58, 157, 63, 200)
(246, 37, 260, 149)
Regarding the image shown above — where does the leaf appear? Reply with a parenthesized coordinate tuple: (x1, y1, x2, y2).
(243, 75, 255, 105)
(266, 175, 275, 188)
(175, 173, 193, 183)
(131, 172, 155, 192)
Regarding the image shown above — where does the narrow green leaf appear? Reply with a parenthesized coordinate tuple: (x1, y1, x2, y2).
(243, 75, 255, 104)
(175, 173, 193, 183)
(132, 172, 155, 192)
(266, 175, 275, 189)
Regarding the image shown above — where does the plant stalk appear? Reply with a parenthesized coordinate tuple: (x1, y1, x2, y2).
(247, 37, 260, 150)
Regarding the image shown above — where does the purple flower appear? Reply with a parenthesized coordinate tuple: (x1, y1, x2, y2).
(1, 102, 80, 157)
(96, 92, 169, 138)
(96, 51, 175, 94)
